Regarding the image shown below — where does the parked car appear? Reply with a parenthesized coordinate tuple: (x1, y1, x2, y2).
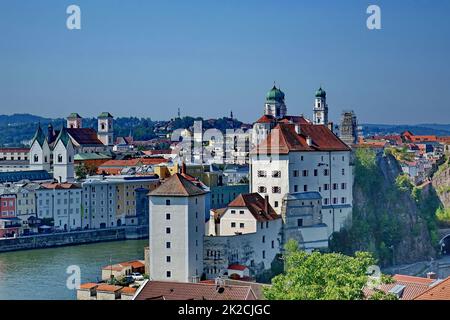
(131, 272, 144, 281)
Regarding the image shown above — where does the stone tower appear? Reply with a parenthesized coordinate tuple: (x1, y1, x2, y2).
(97, 112, 114, 146)
(339, 110, 358, 146)
(52, 126, 75, 183)
(313, 87, 328, 125)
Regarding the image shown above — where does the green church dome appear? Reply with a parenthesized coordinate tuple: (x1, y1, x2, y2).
(266, 85, 285, 102)
(315, 87, 326, 98)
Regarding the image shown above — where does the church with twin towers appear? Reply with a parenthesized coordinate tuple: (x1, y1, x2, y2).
(29, 112, 114, 183)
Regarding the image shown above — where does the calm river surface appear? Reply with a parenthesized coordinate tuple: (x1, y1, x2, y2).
(0, 239, 147, 300)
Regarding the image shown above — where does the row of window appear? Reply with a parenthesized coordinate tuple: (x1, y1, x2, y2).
(257, 168, 347, 178)
(323, 197, 347, 205)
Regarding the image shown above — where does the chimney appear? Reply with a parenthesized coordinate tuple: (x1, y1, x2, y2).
(306, 136, 312, 146)
(264, 195, 270, 214)
(294, 124, 301, 135)
(426, 272, 437, 280)
(327, 122, 334, 133)
(181, 162, 186, 175)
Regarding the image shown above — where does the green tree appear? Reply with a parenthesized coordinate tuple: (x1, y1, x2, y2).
(264, 240, 395, 300)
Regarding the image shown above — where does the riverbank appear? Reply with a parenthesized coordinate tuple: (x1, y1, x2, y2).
(0, 225, 148, 253)
(0, 239, 147, 300)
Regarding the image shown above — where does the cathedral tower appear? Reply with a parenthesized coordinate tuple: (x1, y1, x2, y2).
(313, 87, 328, 125)
(264, 85, 287, 119)
(67, 113, 82, 129)
(97, 112, 114, 146)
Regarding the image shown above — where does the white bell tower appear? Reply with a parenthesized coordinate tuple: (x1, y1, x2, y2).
(313, 87, 328, 125)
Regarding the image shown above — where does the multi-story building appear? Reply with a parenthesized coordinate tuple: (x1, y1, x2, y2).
(82, 175, 160, 229)
(0, 193, 19, 237)
(204, 193, 282, 279)
(36, 183, 82, 231)
(148, 173, 207, 283)
(250, 123, 353, 236)
(14, 183, 39, 234)
(0, 148, 30, 172)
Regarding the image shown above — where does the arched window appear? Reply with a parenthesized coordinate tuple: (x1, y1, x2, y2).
(101, 123, 105, 130)
(33, 154, 38, 162)
(58, 154, 63, 163)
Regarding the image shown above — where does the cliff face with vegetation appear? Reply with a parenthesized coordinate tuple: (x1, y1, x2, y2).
(330, 148, 439, 266)
(432, 157, 450, 226)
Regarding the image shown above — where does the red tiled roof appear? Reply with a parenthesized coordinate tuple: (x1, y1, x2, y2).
(40, 183, 81, 190)
(228, 264, 248, 271)
(149, 173, 206, 197)
(251, 123, 350, 155)
(67, 128, 104, 146)
(134, 281, 256, 300)
(393, 274, 436, 285)
(228, 193, 280, 222)
(99, 157, 167, 168)
(255, 115, 275, 124)
(414, 277, 450, 300)
(96, 284, 123, 292)
(121, 260, 145, 269)
(364, 274, 438, 300)
(121, 287, 137, 295)
(0, 148, 29, 153)
(282, 115, 311, 124)
(79, 283, 98, 290)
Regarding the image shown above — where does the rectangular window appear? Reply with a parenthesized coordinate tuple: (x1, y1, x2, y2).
(302, 170, 308, 177)
(298, 219, 303, 227)
(324, 184, 329, 191)
(258, 186, 267, 193)
(166, 227, 171, 234)
(262, 250, 266, 259)
(303, 185, 308, 192)
(166, 242, 171, 249)
(230, 210, 236, 214)
(293, 170, 299, 177)
(231, 222, 236, 228)
(272, 171, 281, 178)
(324, 169, 329, 176)
(341, 197, 346, 204)
(166, 256, 171, 263)
(166, 271, 171, 278)
(262, 236, 266, 243)
(274, 201, 279, 208)
(239, 210, 244, 215)
(166, 199, 171, 206)
(333, 198, 338, 204)
(272, 240, 275, 249)
(314, 169, 318, 176)
(272, 186, 281, 193)
(342, 169, 345, 175)
(240, 223, 245, 228)
(257, 170, 267, 177)
(333, 183, 338, 190)
(166, 213, 171, 220)
(294, 185, 298, 192)
(341, 183, 347, 190)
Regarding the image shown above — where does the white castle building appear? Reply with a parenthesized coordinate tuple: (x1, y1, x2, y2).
(29, 112, 113, 183)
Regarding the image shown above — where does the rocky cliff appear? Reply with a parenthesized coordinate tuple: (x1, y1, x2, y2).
(433, 159, 450, 209)
(330, 148, 437, 266)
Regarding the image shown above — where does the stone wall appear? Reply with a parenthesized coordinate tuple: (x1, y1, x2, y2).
(0, 226, 148, 253)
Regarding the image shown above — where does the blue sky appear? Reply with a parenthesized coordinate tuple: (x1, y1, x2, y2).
(0, 0, 449, 124)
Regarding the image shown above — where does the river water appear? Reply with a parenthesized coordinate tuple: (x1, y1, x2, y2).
(0, 239, 147, 300)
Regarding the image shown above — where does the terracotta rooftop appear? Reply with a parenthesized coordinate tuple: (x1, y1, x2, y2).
(255, 114, 275, 124)
(121, 287, 137, 295)
(414, 277, 450, 300)
(251, 123, 350, 155)
(149, 173, 206, 197)
(134, 280, 256, 300)
(364, 274, 438, 300)
(121, 260, 145, 269)
(40, 183, 81, 190)
(79, 283, 98, 290)
(96, 284, 123, 292)
(227, 193, 280, 222)
(228, 264, 248, 271)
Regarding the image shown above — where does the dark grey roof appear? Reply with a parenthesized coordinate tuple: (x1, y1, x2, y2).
(283, 192, 322, 200)
(0, 170, 53, 183)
